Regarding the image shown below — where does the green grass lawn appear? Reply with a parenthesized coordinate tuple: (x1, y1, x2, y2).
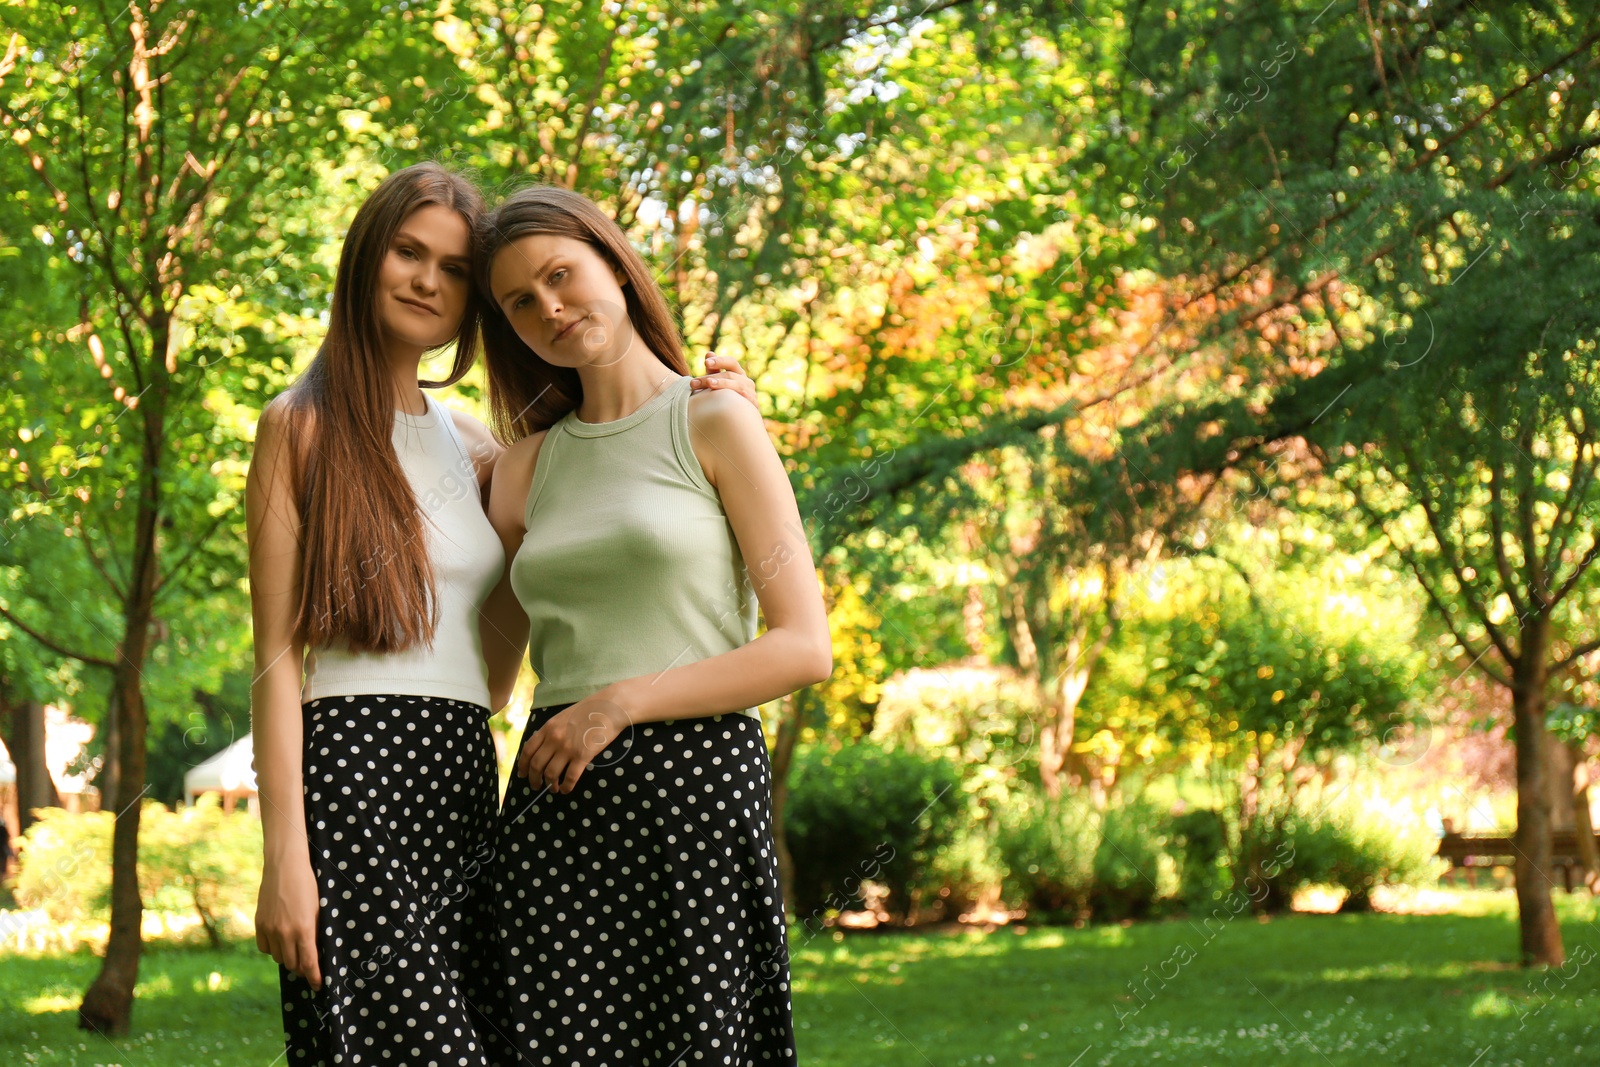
(5, 891, 1598, 1065)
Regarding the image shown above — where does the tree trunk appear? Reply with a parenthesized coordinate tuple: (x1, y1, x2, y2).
(1036, 568, 1117, 799)
(1546, 733, 1576, 832)
(1511, 645, 1564, 967)
(78, 656, 152, 1034)
(769, 691, 803, 920)
(1567, 743, 1599, 893)
(99, 687, 121, 813)
(78, 335, 167, 1035)
(1038, 687, 1071, 799)
(7, 697, 61, 834)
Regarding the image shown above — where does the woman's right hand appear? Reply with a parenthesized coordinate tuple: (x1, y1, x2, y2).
(256, 857, 323, 990)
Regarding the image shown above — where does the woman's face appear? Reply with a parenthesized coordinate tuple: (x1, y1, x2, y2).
(374, 204, 472, 351)
(487, 233, 631, 368)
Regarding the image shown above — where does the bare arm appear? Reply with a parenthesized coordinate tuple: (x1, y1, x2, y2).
(517, 388, 832, 790)
(246, 397, 321, 989)
(480, 430, 546, 711)
(445, 405, 505, 508)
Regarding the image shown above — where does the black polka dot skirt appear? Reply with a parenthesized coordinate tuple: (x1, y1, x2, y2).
(280, 694, 512, 1067)
(493, 704, 797, 1065)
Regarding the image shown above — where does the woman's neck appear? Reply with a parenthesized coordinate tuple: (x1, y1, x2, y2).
(573, 338, 674, 423)
(384, 342, 428, 416)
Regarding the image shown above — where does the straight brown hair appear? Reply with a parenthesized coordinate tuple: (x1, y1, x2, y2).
(276, 162, 486, 653)
(472, 184, 688, 440)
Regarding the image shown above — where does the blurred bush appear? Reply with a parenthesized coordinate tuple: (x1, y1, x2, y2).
(1167, 807, 1232, 910)
(784, 742, 963, 921)
(783, 734, 1439, 926)
(919, 822, 1004, 921)
(14, 797, 262, 944)
(994, 789, 1098, 921)
(141, 796, 264, 944)
(1248, 790, 1440, 911)
(14, 807, 112, 923)
(1294, 793, 1440, 910)
(1091, 798, 1180, 921)
(871, 666, 1040, 811)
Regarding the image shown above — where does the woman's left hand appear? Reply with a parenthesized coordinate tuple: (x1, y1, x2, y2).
(517, 690, 629, 793)
(690, 353, 757, 407)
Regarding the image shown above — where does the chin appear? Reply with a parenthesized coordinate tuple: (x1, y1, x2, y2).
(380, 318, 454, 350)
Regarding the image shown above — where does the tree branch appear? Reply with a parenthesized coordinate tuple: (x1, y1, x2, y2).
(0, 603, 117, 670)
(1347, 471, 1515, 685)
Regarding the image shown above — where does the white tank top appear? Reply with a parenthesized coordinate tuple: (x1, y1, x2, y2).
(300, 394, 504, 708)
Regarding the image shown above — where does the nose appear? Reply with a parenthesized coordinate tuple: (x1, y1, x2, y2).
(413, 258, 440, 294)
(538, 289, 563, 321)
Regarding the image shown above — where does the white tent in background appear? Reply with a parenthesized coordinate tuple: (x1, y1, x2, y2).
(183, 734, 257, 813)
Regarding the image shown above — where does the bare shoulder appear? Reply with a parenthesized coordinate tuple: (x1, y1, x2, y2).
(486, 428, 551, 533)
(252, 390, 315, 473)
(687, 386, 771, 489)
(442, 405, 505, 485)
(248, 391, 312, 529)
(687, 385, 765, 437)
(501, 427, 550, 472)
(258, 387, 309, 436)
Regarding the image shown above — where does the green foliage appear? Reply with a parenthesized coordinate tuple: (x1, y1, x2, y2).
(1282, 793, 1442, 913)
(14, 808, 112, 924)
(1167, 807, 1232, 911)
(870, 665, 1040, 810)
(143, 670, 254, 806)
(1085, 552, 1427, 820)
(1240, 788, 1442, 914)
(139, 798, 265, 947)
(14, 800, 262, 944)
(1110, 0, 1600, 720)
(784, 742, 964, 921)
(919, 823, 1004, 921)
(994, 790, 1098, 921)
(1090, 798, 1179, 922)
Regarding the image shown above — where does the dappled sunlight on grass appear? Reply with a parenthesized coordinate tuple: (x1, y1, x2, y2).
(22, 993, 79, 1014)
(5, 893, 1600, 1066)
(1470, 990, 1517, 1018)
(1318, 959, 1518, 984)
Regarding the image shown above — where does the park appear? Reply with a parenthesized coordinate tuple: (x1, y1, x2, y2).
(2, 1, 1600, 1064)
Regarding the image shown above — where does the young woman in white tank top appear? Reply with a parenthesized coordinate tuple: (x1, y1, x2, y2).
(246, 162, 756, 1066)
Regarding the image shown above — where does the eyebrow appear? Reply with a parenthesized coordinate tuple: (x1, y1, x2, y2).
(494, 256, 567, 306)
(392, 229, 470, 265)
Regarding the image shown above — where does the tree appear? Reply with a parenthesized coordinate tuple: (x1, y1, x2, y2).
(1105, 549, 1425, 900)
(1105, 0, 1600, 964)
(0, 0, 378, 1032)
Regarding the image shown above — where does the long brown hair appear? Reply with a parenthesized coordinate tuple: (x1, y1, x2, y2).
(277, 161, 486, 653)
(473, 184, 688, 440)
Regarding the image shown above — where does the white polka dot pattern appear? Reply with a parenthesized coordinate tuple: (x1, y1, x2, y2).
(492, 705, 797, 1065)
(279, 695, 510, 1066)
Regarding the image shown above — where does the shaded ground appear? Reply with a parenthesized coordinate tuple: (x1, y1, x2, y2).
(5, 891, 1597, 1065)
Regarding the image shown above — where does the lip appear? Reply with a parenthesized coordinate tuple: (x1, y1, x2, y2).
(396, 296, 438, 316)
(553, 315, 585, 341)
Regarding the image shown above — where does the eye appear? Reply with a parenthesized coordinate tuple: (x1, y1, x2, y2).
(512, 295, 529, 310)
(397, 246, 417, 259)
(549, 269, 566, 283)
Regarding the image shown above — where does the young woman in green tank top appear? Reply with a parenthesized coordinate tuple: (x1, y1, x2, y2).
(475, 185, 832, 1065)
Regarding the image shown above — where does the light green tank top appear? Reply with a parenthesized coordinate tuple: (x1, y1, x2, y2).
(509, 374, 760, 714)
